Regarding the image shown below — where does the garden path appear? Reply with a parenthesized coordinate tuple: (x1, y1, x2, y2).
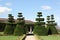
(25, 35, 36, 40)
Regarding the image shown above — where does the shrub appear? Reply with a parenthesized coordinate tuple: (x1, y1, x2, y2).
(34, 25, 47, 35)
(4, 23, 16, 35)
(34, 12, 47, 35)
(46, 15, 58, 35)
(0, 23, 6, 32)
(47, 25, 58, 35)
(14, 13, 25, 36)
(14, 24, 24, 36)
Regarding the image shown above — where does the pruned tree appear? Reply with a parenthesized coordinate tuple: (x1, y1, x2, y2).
(34, 12, 47, 35)
(8, 14, 14, 23)
(14, 13, 25, 36)
(4, 14, 15, 35)
(46, 14, 58, 35)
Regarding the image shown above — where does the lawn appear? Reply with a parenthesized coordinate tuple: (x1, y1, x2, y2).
(0, 36, 19, 40)
(0, 32, 18, 40)
(36, 35, 60, 40)
(0, 32, 25, 40)
(0, 34, 25, 40)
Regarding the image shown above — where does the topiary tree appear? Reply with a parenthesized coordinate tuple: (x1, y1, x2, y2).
(8, 14, 15, 23)
(46, 14, 58, 35)
(47, 16, 50, 24)
(4, 14, 15, 35)
(14, 13, 25, 36)
(34, 12, 47, 35)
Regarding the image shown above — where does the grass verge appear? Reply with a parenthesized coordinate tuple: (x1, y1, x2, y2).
(36, 35, 60, 40)
(18, 34, 26, 40)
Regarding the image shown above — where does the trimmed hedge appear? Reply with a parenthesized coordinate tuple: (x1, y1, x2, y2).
(36, 22, 45, 25)
(14, 24, 24, 36)
(4, 23, 16, 35)
(34, 25, 47, 36)
(0, 23, 6, 32)
(36, 18, 44, 21)
(47, 25, 58, 34)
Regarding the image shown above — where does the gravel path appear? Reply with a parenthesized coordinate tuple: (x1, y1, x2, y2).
(25, 35, 36, 40)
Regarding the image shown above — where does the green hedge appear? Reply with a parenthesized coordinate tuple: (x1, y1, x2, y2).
(0, 23, 6, 32)
(46, 25, 58, 34)
(36, 22, 45, 25)
(14, 24, 24, 36)
(36, 18, 44, 21)
(33, 25, 47, 36)
(4, 23, 16, 35)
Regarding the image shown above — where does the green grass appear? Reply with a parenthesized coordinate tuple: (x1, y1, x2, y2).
(0, 32, 25, 40)
(19, 34, 26, 40)
(37, 35, 60, 40)
(0, 34, 25, 40)
(0, 36, 19, 40)
(0, 32, 3, 34)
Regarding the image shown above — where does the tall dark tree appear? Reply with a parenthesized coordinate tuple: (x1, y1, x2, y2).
(34, 12, 47, 35)
(14, 13, 25, 36)
(46, 14, 58, 35)
(4, 14, 15, 35)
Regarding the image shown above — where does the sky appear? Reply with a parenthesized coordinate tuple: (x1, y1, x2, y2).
(0, 0, 60, 26)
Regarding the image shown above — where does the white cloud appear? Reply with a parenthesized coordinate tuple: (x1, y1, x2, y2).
(0, 6, 12, 13)
(5, 2, 12, 6)
(41, 6, 52, 10)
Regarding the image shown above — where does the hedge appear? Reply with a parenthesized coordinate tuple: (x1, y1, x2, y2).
(33, 25, 47, 36)
(0, 23, 6, 32)
(4, 23, 16, 35)
(14, 24, 24, 36)
(46, 25, 58, 35)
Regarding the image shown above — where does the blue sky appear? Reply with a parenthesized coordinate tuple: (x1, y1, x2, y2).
(0, 0, 60, 26)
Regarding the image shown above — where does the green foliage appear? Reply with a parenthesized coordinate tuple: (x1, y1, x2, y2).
(4, 23, 16, 35)
(17, 13, 23, 21)
(18, 13, 22, 17)
(17, 20, 25, 25)
(4, 14, 15, 35)
(47, 16, 50, 21)
(36, 12, 43, 22)
(46, 14, 58, 34)
(14, 13, 25, 36)
(37, 12, 42, 17)
(34, 12, 47, 35)
(36, 18, 44, 21)
(8, 14, 14, 23)
(36, 12, 45, 25)
(17, 18, 24, 21)
(51, 14, 54, 20)
(17, 13, 25, 24)
(14, 24, 24, 36)
(46, 25, 58, 34)
(34, 25, 47, 35)
(36, 22, 45, 25)
(0, 23, 6, 32)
